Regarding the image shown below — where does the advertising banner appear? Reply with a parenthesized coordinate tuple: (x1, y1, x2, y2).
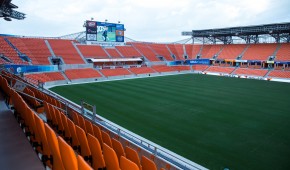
(4, 64, 58, 74)
(185, 59, 210, 65)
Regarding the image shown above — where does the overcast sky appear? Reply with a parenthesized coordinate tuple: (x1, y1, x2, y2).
(1, 0, 289, 42)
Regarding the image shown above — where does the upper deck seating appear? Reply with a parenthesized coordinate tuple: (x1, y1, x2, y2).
(242, 43, 277, 61)
(77, 45, 109, 58)
(131, 43, 160, 61)
(48, 39, 85, 64)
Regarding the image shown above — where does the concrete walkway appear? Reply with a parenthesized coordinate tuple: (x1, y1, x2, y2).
(0, 92, 45, 170)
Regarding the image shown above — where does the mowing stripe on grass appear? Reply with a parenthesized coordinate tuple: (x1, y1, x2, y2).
(50, 74, 290, 170)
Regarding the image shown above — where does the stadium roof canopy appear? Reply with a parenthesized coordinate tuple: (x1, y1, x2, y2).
(0, 0, 25, 21)
(182, 22, 290, 44)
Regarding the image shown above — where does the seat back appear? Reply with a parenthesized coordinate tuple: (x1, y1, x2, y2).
(77, 155, 93, 170)
(103, 143, 120, 170)
(101, 130, 112, 147)
(92, 124, 103, 144)
(67, 118, 80, 149)
(71, 110, 80, 126)
(48, 103, 58, 128)
(58, 136, 78, 170)
(54, 108, 65, 134)
(112, 138, 126, 161)
(141, 155, 157, 170)
(87, 134, 106, 169)
(44, 123, 65, 170)
(77, 115, 87, 133)
(125, 146, 142, 169)
(34, 114, 51, 158)
(84, 118, 94, 135)
(60, 112, 71, 141)
(120, 156, 140, 170)
(75, 125, 91, 158)
(43, 101, 52, 123)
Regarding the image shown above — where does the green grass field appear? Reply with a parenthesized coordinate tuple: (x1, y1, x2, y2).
(50, 74, 290, 170)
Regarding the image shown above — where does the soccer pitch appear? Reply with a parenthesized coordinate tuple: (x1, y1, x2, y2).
(50, 74, 290, 170)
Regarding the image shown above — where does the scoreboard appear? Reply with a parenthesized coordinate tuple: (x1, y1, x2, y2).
(86, 21, 125, 42)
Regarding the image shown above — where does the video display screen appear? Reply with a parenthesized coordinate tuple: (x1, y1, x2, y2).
(86, 21, 124, 42)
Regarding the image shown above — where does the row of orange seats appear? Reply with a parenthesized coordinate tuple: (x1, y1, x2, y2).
(69, 110, 162, 170)
(64, 68, 102, 80)
(1, 74, 92, 169)
(19, 72, 164, 170)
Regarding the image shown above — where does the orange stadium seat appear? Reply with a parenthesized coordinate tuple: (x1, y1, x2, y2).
(171, 65, 191, 72)
(67, 118, 80, 150)
(87, 134, 106, 170)
(34, 114, 52, 165)
(206, 66, 235, 74)
(148, 44, 173, 61)
(200, 44, 224, 59)
(92, 124, 103, 145)
(103, 143, 121, 170)
(218, 44, 247, 59)
(100, 68, 132, 77)
(71, 110, 80, 126)
(233, 68, 268, 77)
(268, 70, 290, 79)
(8, 37, 51, 65)
(105, 48, 122, 58)
(44, 123, 65, 170)
(77, 114, 87, 133)
(101, 130, 113, 147)
(185, 44, 202, 59)
(129, 66, 157, 75)
(84, 118, 94, 136)
(141, 155, 158, 170)
(25, 107, 41, 147)
(77, 155, 93, 170)
(275, 43, 290, 61)
(59, 112, 72, 143)
(112, 138, 126, 161)
(64, 68, 102, 80)
(131, 43, 160, 61)
(120, 156, 140, 170)
(58, 136, 78, 170)
(48, 39, 85, 64)
(116, 46, 142, 58)
(54, 108, 65, 135)
(75, 125, 91, 160)
(25, 72, 65, 83)
(44, 101, 53, 125)
(167, 44, 185, 60)
(242, 43, 278, 60)
(125, 146, 142, 170)
(48, 104, 59, 130)
(151, 65, 175, 73)
(22, 87, 41, 111)
(0, 36, 27, 64)
(77, 44, 109, 58)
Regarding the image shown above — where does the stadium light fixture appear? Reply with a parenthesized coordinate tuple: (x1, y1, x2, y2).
(4, 17, 12, 21)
